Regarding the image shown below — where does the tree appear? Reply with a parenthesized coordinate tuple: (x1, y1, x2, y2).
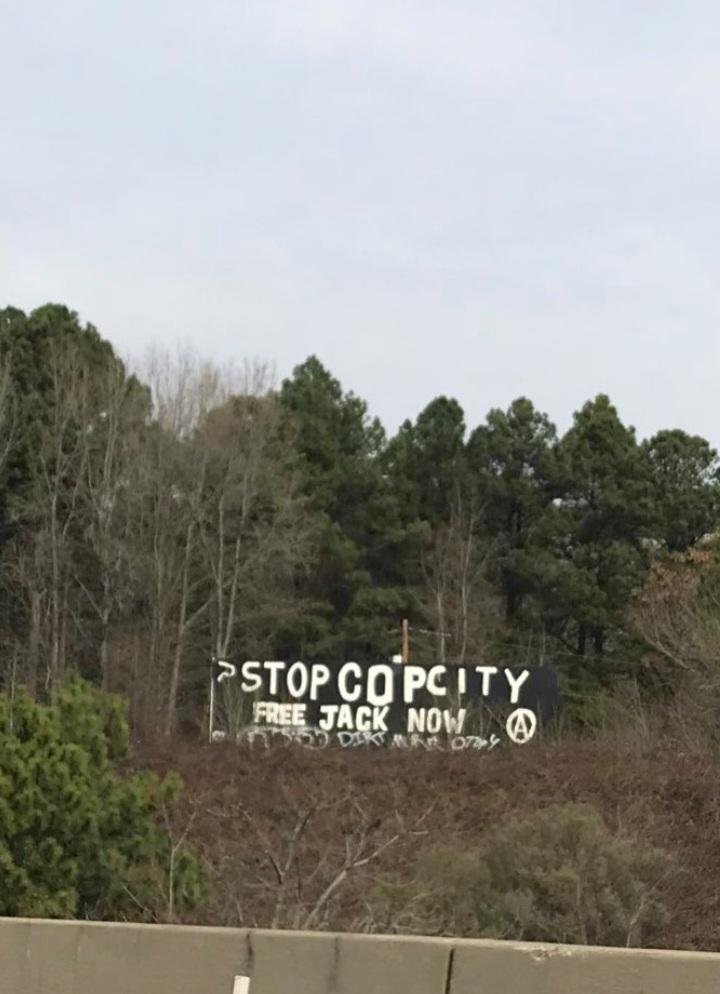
(73, 358, 150, 692)
(175, 382, 313, 735)
(122, 352, 315, 736)
(467, 398, 557, 621)
(538, 396, 652, 670)
(0, 304, 118, 515)
(383, 396, 501, 663)
(642, 430, 720, 552)
(0, 678, 205, 920)
(374, 804, 671, 947)
(280, 357, 408, 660)
(0, 305, 146, 700)
(109, 348, 235, 734)
(630, 542, 720, 742)
(418, 493, 500, 665)
(384, 397, 467, 527)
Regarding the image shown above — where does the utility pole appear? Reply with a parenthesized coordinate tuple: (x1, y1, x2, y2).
(392, 618, 451, 664)
(208, 658, 216, 743)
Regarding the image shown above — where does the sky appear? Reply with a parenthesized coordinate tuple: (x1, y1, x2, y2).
(2, 0, 720, 442)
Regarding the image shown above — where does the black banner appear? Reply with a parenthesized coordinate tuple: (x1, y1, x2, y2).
(211, 659, 558, 751)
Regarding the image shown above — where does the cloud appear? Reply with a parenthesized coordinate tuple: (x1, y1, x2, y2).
(3, 0, 720, 445)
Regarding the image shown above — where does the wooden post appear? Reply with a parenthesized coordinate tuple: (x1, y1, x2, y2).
(402, 618, 409, 664)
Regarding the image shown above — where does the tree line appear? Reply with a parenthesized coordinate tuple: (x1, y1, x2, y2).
(0, 302, 717, 736)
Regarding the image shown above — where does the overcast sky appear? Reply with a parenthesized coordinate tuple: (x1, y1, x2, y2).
(2, 0, 719, 442)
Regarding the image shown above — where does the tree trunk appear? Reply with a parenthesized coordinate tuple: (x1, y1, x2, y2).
(27, 589, 41, 698)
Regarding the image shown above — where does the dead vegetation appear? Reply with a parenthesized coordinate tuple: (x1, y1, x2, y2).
(136, 738, 720, 951)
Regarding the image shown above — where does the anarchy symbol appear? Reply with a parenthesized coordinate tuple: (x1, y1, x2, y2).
(506, 708, 537, 745)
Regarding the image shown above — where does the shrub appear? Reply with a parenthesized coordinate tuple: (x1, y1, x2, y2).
(0, 678, 206, 920)
(373, 803, 671, 947)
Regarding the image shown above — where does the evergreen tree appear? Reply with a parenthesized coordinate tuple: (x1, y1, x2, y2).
(467, 397, 557, 621)
(0, 304, 132, 510)
(384, 396, 467, 527)
(279, 357, 408, 660)
(642, 429, 720, 552)
(539, 395, 652, 671)
(0, 679, 205, 919)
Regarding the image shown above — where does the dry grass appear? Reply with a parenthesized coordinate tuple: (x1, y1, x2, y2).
(133, 736, 720, 951)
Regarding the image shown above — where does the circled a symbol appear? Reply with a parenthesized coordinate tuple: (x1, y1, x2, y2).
(506, 708, 537, 745)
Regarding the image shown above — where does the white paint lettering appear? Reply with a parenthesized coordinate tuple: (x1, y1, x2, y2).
(403, 665, 427, 703)
(318, 705, 338, 730)
(261, 702, 280, 724)
(367, 664, 393, 706)
(373, 705, 389, 731)
(240, 660, 261, 692)
(217, 659, 238, 683)
(336, 704, 355, 730)
(443, 708, 467, 734)
(338, 662, 362, 702)
(426, 665, 447, 696)
(407, 707, 425, 733)
(504, 668, 530, 704)
(264, 660, 286, 695)
(309, 664, 331, 700)
(277, 703, 293, 725)
(426, 708, 442, 734)
(475, 665, 498, 696)
(355, 705, 372, 732)
(286, 661, 309, 698)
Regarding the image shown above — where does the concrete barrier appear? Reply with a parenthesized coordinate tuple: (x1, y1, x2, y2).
(450, 938, 720, 994)
(1, 917, 719, 993)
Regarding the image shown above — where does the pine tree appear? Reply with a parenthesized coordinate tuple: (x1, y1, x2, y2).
(0, 679, 205, 919)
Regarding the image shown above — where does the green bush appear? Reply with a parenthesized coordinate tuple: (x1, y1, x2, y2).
(374, 803, 671, 947)
(0, 678, 206, 920)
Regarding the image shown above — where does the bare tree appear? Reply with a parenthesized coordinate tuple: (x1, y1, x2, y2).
(126, 350, 313, 737)
(206, 775, 433, 931)
(74, 360, 149, 690)
(419, 492, 501, 666)
(631, 549, 719, 677)
(0, 341, 314, 731)
(630, 547, 720, 744)
(197, 386, 313, 662)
